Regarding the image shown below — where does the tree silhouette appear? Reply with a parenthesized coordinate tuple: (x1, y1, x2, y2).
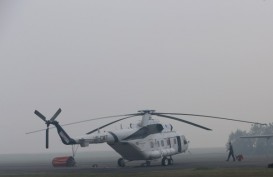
(228, 123, 273, 155)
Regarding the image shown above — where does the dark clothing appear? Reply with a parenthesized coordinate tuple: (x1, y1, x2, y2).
(226, 143, 235, 161)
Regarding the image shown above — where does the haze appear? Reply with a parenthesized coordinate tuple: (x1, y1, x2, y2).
(0, 0, 273, 154)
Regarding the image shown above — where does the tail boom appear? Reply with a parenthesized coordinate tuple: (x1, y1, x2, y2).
(52, 121, 76, 145)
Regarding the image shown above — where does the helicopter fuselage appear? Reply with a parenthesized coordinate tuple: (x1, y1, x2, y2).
(72, 120, 188, 161)
(108, 131, 188, 161)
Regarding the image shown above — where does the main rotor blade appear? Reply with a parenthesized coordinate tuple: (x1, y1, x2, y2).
(86, 115, 139, 134)
(50, 108, 62, 121)
(59, 113, 141, 127)
(34, 110, 47, 122)
(155, 113, 267, 125)
(155, 114, 212, 131)
(26, 113, 142, 134)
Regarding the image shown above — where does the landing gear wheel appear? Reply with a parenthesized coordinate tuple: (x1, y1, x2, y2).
(161, 157, 169, 166)
(168, 158, 173, 165)
(118, 158, 125, 167)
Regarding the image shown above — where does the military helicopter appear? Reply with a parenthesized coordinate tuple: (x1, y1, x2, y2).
(27, 109, 265, 167)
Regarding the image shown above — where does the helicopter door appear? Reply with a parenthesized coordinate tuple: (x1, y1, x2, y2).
(149, 139, 155, 150)
(167, 138, 171, 148)
(156, 140, 160, 149)
(176, 136, 182, 153)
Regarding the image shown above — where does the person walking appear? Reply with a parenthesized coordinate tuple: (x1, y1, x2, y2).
(226, 142, 236, 161)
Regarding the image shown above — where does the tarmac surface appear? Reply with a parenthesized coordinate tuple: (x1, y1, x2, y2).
(0, 148, 272, 176)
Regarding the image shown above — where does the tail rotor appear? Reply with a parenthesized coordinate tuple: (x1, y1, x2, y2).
(34, 108, 62, 149)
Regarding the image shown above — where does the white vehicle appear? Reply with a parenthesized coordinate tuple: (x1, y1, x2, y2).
(28, 109, 265, 167)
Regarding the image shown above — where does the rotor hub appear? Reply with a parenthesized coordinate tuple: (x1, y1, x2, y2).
(138, 110, 155, 114)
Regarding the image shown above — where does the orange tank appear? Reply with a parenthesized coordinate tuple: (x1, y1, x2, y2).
(52, 156, 76, 167)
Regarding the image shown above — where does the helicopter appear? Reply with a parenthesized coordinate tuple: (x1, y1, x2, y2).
(27, 108, 266, 167)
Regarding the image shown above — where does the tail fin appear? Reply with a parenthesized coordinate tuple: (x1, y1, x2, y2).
(52, 121, 76, 145)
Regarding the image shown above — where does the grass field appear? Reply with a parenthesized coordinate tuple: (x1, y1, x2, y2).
(1, 149, 272, 177)
(1, 168, 272, 177)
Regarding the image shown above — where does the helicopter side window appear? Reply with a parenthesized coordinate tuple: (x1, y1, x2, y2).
(161, 140, 164, 147)
(150, 141, 154, 148)
(167, 138, 171, 146)
(174, 138, 177, 144)
(184, 139, 188, 144)
(157, 141, 160, 147)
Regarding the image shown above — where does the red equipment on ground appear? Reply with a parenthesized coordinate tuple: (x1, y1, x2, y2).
(236, 154, 244, 162)
(52, 156, 76, 167)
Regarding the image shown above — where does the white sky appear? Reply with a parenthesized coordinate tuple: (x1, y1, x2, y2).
(0, 0, 273, 154)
